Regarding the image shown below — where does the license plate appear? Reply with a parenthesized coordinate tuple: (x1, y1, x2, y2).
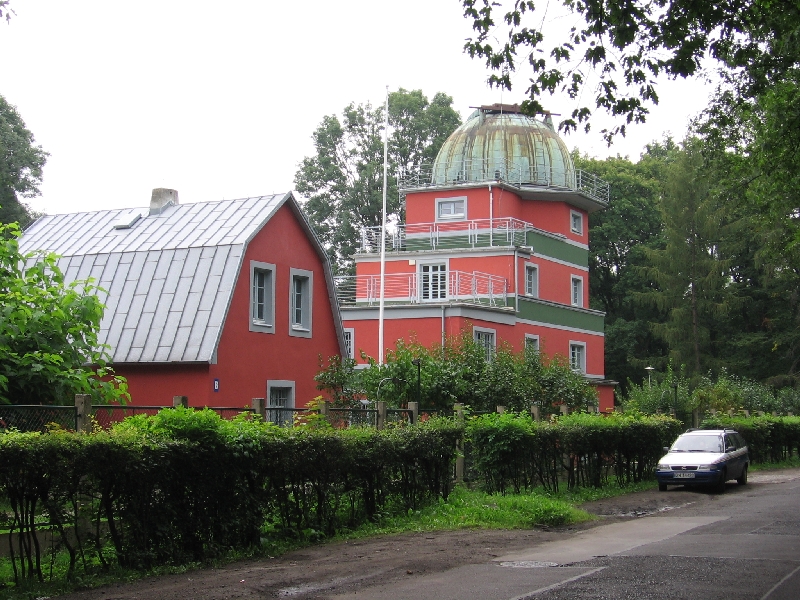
(674, 472, 695, 479)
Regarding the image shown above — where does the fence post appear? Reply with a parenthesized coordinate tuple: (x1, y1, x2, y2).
(173, 395, 188, 408)
(376, 401, 387, 431)
(454, 403, 465, 484)
(319, 400, 330, 424)
(496, 405, 505, 414)
(559, 404, 569, 416)
(75, 394, 92, 433)
(251, 398, 266, 420)
(531, 405, 540, 422)
(408, 401, 419, 425)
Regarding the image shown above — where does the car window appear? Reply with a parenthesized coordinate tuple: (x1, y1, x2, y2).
(672, 435, 723, 453)
(724, 435, 736, 450)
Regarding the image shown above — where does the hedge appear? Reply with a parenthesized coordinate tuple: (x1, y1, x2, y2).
(0, 408, 461, 583)
(466, 412, 683, 494)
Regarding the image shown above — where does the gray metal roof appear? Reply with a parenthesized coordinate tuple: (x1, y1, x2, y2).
(19, 193, 295, 364)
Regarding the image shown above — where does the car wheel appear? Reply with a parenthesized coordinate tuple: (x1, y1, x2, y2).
(716, 469, 727, 493)
(658, 482, 668, 492)
(737, 464, 748, 485)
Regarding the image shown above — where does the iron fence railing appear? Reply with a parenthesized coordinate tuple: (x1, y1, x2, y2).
(358, 217, 532, 253)
(0, 405, 77, 433)
(399, 159, 609, 205)
(334, 270, 508, 308)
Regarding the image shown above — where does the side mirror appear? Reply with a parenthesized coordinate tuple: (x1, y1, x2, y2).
(663, 447, 670, 453)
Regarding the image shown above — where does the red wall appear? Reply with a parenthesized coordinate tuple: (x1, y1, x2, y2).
(121, 203, 341, 409)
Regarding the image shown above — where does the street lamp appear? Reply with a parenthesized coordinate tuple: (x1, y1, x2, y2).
(645, 366, 655, 387)
(377, 377, 394, 402)
(411, 359, 421, 405)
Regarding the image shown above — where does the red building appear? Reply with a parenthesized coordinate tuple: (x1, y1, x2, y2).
(337, 105, 616, 410)
(20, 190, 346, 412)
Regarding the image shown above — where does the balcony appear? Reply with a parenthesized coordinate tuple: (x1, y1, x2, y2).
(335, 270, 510, 308)
(359, 217, 533, 254)
(399, 159, 610, 205)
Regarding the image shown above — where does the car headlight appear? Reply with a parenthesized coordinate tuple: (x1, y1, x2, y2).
(657, 464, 672, 470)
(698, 464, 719, 470)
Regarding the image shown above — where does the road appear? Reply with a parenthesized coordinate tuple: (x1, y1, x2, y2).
(324, 470, 800, 600)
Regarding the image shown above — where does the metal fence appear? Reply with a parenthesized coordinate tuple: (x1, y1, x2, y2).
(0, 405, 77, 433)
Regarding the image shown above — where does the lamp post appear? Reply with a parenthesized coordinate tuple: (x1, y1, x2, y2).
(377, 377, 394, 402)
(411, 359, 421, 406)
(645, 366, 655, 387)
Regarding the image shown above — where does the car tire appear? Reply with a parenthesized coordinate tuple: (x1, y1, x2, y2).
(716, 469, 727, 493)
(737, 464, 748, 485)
(658, 483, 668, 492)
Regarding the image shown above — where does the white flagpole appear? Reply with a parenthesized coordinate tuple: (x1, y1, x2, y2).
(378, 86, 389, 365)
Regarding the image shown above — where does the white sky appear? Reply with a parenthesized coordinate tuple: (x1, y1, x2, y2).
(1, 0, 716, 216)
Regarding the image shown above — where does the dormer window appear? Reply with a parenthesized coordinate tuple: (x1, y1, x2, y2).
(436, 197, 466, 221)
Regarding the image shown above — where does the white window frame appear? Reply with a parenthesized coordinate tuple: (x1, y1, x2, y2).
(569, 342, 586, 374)
(473, 326, 496, 362)
(570, 210, 583, 235)
(419, 261, 448, 302)
(524, 334, 540, 352)
(249, 261, 276, 334)
(266, 379, 295, 426)
(289, 267, 313, 338)
(571, 275, 583, 307)
(343, 327, 355, 359)
(525, 263, 539, 297)
(436, 196, 467, 221)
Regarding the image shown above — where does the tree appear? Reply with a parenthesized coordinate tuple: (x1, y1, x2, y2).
(0, 223, 127, 405)
(295, 89, 461, 274)
(461, 0, 800, 141)
(637, 139, 738, 376)
(0, 94, 47, 226)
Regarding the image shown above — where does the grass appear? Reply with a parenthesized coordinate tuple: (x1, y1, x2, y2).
(750, 456, 800, 471)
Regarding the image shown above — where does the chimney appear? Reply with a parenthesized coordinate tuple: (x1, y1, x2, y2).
(150, 188, 179, 215)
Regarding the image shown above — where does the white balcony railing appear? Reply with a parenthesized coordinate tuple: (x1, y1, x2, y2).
(358, 217, 532, 253)
(335, 270, 509, 308)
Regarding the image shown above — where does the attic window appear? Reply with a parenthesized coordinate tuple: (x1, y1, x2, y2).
(113, 210, 145, 230)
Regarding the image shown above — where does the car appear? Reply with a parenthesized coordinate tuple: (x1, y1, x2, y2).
(656, 428, 749, 492)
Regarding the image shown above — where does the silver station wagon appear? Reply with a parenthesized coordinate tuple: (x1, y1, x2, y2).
(656, 429, 749, 492)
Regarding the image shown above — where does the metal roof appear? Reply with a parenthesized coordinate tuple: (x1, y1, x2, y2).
(19, 193, 294, 364)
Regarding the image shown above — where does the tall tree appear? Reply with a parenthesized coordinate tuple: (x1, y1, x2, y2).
(0, 94, 47, 226)
(295, 89, 461, 273)
(638, 140, 737, 376)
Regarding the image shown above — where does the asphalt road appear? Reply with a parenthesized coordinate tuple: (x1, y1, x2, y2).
(327, 470, 800, 600)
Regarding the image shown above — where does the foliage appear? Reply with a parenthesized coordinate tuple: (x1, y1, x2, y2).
(295, 89, 461, 273)
(699, 414, 800, 464)
(0, 408, 460, 584)
(466, 411, 682, 494)
(0, 223, 128, 405)
(332, 333, 597, 414)
(461, 0, 800, 141)
(0, 93, 47, 226)
(314, 355, 364, 407)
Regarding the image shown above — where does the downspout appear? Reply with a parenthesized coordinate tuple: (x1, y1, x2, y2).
(489, 183, 494, 247)
(441, 304, 446, 348)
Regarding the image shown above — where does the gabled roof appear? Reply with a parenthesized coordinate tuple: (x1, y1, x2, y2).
(19, 193, 342, 364)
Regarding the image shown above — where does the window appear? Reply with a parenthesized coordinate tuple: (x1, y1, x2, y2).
(250, 261, 275, 333)
(420, 263, 447, 301)
(473, 327, 496, 362)
(571, 276, 583, 307)
(570, 343, 586, 373)
(525, 334, 540, 352)
(343, 328, 354, 359)
(267, 380, 295, 426)
(525, 264, 539, 297)
(289, 268, 313, 338)
(436, 197, 467, 220)
(570, 210, 583, 235)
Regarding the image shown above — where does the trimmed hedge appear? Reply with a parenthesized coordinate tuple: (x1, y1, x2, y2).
(0, 408, 461, 582)
(466, 412, 683, 494)
(700, 415, 800, 463)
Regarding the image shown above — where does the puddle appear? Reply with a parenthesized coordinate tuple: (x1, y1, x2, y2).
(499, 561, 559, 568)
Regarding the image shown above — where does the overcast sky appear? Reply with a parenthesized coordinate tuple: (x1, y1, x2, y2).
(1, 0, 717, 216)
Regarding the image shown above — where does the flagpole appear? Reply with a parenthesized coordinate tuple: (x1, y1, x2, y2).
(378, 86, 389, 365)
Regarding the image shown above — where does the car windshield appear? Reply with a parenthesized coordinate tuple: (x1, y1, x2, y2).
(671, 435, 723, 453)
